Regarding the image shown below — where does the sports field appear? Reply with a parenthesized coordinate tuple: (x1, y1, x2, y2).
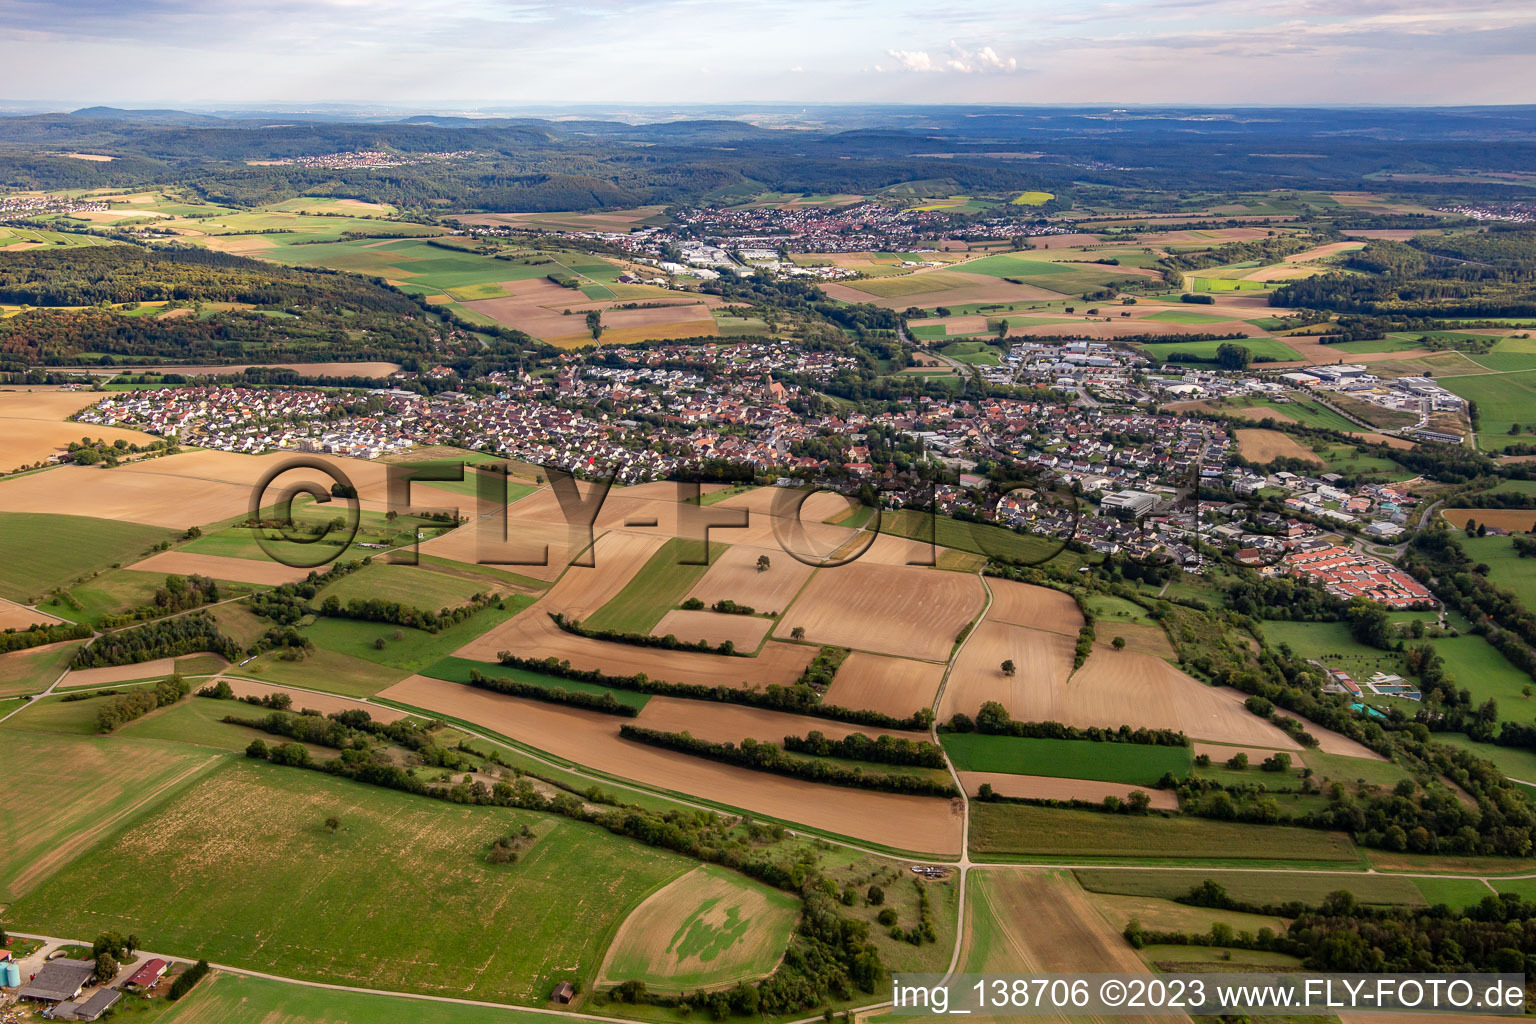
(597, 864, 800, 991)
(9, 758, 692, 1004)
(941, 734, 1191, 786)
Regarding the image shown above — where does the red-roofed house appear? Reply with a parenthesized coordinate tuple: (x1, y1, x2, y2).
(124, 958, 169, 990)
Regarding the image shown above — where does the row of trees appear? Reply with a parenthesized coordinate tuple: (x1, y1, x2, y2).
(95, 675, 191, 732)
(618, 725, 960, 797)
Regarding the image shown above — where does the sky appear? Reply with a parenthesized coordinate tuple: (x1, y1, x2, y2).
(3, 0, 1535, 109)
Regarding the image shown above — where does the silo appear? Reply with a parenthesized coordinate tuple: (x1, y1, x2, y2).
(2, 960, 20, 987)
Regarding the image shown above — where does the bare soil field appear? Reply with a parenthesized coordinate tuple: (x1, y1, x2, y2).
(948, 630, 1300, 748)
(129, 550, 315, 585)
(0, 450, 418, 529)
(377, 675, 963, 853)
(685, 543, 815, 614)
(1443, 509, 1536, 532)
(1235, 428, 1324, 464)
(63, 655, 200, 686)
(1279, 335, 1431, 366)
(220, 678, 409, 722)
(651, 609, 771, 650)
(773, 561, 984, 662)
(984, 578, 1083, 634)
(708, 486, 857, 553)
(419, 514, 584, 582)
(1285, 712, 1391, 759)
(633, 695, 922, 745)
(820, 652, 946, 720)
(958, 771, 1179, 810)
(967, 869, 1179, 1024)
(939, 621, 1076, 721)
(0, 597, 60, 630)
(0, 391, 159, 470)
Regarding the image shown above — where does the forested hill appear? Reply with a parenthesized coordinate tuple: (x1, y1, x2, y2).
(1, 107, 1534, 211)
(0, 245, 425, 309)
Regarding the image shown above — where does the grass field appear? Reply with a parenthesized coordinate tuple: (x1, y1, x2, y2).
(597, 864, 800, 992)
(1412, 876, 1496, 909)
(969, 802, 1360, 862)
(1440, 369, 1536, 449)
(0, 640, 84, 697)
(0, 512, 175, 603)
(1455, 533, 1536, 613)
(1142, 310, 1238, 325)
(1139, 338, 1302, 364)
(293, 594, 534, 680)
(584, 537, 726, 634)
(8, 758, 692, 1004)
(317, 561, 492, 610)
(161, 972, 564, 1024)
(0, 729, 220, 900)
(880, 508, 1087, 571)
(941, 734, 1190, 786)
(1074, 867, 1426, 906)
(939, 340, 1002, 365)
(958, 253, 1142, 294)
(422, 655, 651, 711)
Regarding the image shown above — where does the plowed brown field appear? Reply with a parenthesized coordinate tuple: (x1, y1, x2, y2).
(633, 695, 923, 745)
(773, 561, 984, 661)
(129, 550, 315, 585)
(685, 543, 814, 614)
(958, 771, 1179, 810)
(0, 597, 60, 631)
(1235, 428, 1323, 464)
(377, 675, 963, 853)
(939, 620, 1076, 721)
(984, 578, 1083, 634)
(220, 678, 409, 722)
(651, 609, 771, 649)
(821, 652, 946, 719)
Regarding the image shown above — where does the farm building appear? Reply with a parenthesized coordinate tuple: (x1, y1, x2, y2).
(124, 957, 169, 990)
(552, 981, 575, 1003)
(15, 957, 94, 1005)
(51, 987, 123, 1021)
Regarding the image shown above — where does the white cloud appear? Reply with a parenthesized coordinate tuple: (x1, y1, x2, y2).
(885, 40, 1017, 73)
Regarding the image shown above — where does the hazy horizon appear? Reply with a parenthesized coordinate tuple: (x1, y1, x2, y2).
(5, 0, 1535, 109)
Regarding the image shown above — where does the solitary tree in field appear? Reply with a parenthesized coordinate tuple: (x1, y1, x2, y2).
(756, 554, 771, 572)
(325, 816, 341, 834)
(790, 626, 806, 641)
(1112, 636, 1126, 650)
(1001, 659, 1016, 677)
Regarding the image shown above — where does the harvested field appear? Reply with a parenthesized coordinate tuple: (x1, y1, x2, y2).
(0, 450, 408, 529)
(62, 656, 192, 686)
(821, 652, 946, 720)
(1443, 508, 1536, 532)
(707, 486, 856, 554)
(378, 675, 963, 853)
(685, 543, 815, 613)
(0, 391, 159, 470)
(772, 561, 984, 662)
(596, 864, 800, 992)
(959, 771, 1179, 810)
(0, 597, 61, 630)
(1085, 891, 1288, 937)
(220, 679, 409, 722)
(1012, 318, 1266, 340)
(1235, 428, 1323, 464)
(939, 621, 1075, 721)
(633, 695, 918, 745)
(964, 870, 1178, 1024)
(456, 533, 815, 688)
(949, 633, 1300, 748)
(128, 550, 315, 585)
(420, 515, 585, 582)
(652, 609, 771, 650)
(984, 578, 1083, 634)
